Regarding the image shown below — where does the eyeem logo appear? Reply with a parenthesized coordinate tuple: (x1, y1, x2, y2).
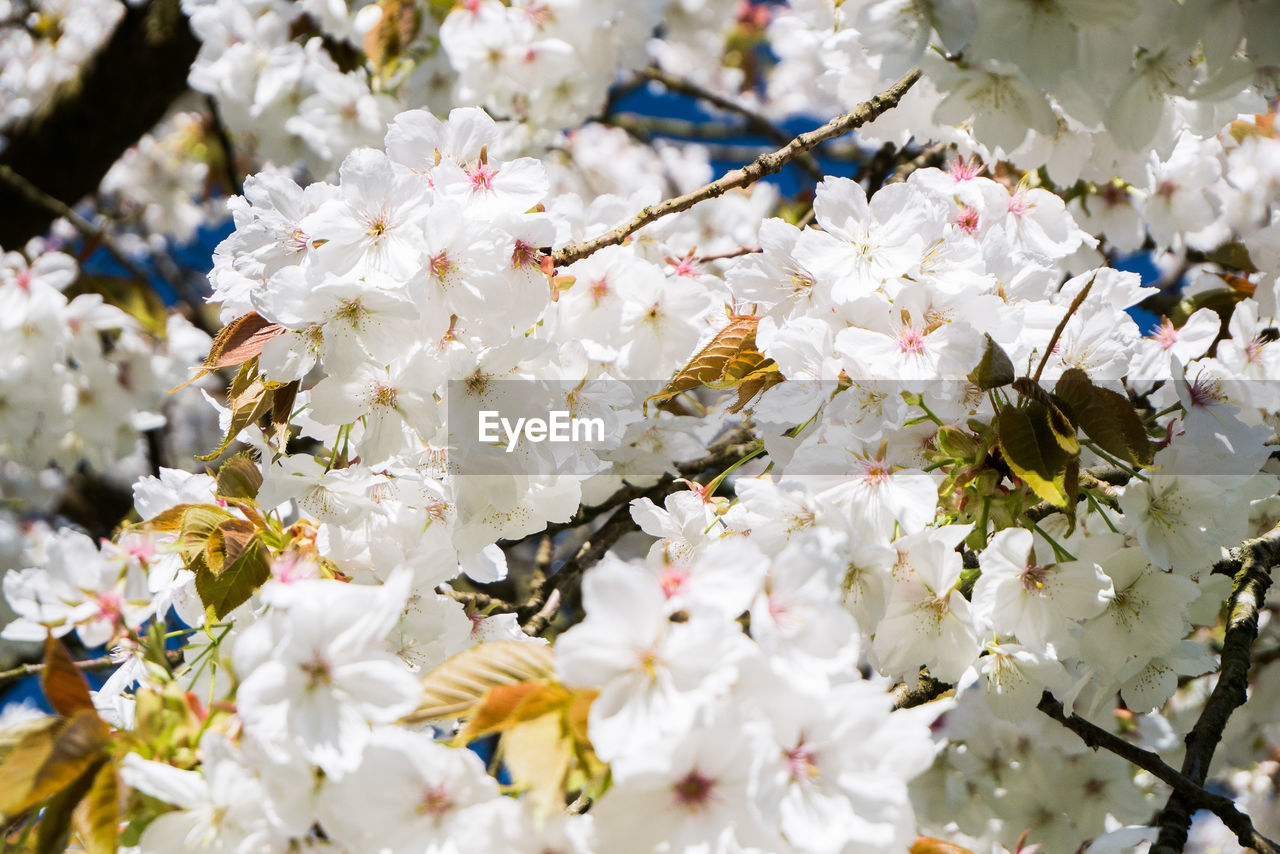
(478, 410, 606, 453)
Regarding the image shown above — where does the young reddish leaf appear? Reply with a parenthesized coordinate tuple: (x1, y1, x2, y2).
(404, 641, 556, 724)
(270, 380, 300, 453)
(71, 758, 119, 854)
(40, 635, 96, 718)
(203, 312, 286, 372)
(196, 359, 278, 462)
(646, 316, 785, 411)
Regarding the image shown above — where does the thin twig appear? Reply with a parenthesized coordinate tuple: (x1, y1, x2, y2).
(1032, 272, 1096, 383)
(640, 66, 824, 182)
(1152, 521, 1280, 853)
(1039, 692, 1279, 854)
(0, 648, 184, 691)
(0, 164, 150, 283)
(695, 244, 762, 263)
(551, 70, 921, 269)
(517, 430, 762, 631)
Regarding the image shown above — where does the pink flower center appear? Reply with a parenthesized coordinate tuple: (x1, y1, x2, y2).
(95, 592, 123, 621)
(418, 784, 453, 818)
(511, 240, 539, 269)
(672, 770, 716, 811)
(786, 745, 820, 782)
(955, 206, 980, 234)
(671, 257, 700, 278)
(1154, 319, 1179, 350)
(949, 157, 983, 182)
(660, 566, 689, 598)
(1007, 193, 1031, 217)
(589, 277, 610, 305)
(1019, 564, 1050, 593)
(859, 459, 891, 485)
(896, 327, 926, 355)
(466, 162, 496, 191)
(429, 251, 454, 281)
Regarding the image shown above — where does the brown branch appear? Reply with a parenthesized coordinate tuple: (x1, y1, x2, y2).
(639, 66, 824, 182)
(1039, 692, 1279, 854)
(0, 647, 184, 691)
(0, 165, 152, 284)
(551, 69, 921, 269)
(0, 0, 200, 246)
(517, 430, 762, 631)
(891, 671, 951, 709)
(1151, 521, 1280, 853)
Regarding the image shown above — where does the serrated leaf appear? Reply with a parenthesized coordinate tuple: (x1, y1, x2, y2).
(215, 454, 263, 500)
(41, 636, 95, 718)
(0, 710, 109, 817)
(195, 535, 271, 620)
(967, 333, 1015, 390)
(404, 642, 556, 724)
(203, 518, 255, 576)
(646, 316, 784, 411)
(1053, 369, 1152, 466)
(71, 758, 118, 854)
(204, 312, 286, 372)
(196, 359, 278, 462)
(996, 405, 1069, 507)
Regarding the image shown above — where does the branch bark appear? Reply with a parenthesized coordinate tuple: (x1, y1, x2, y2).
(639, 66, 825, 182)
(1038, 692, 1279, 854)
(551, 69, 921, 269)
(0, 0, 200, 247)
(1151, 521, 1280, 853)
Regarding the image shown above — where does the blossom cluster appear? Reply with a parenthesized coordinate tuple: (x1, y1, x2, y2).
(5, 4, 1280, 854)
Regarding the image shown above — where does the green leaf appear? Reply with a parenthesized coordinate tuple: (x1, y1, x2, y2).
(71, 758, 118, 854)
(215, 454, 263, 500)
(196, 359, 278, 462)
(967, 334, 1015, 390)
(195, 535, 271, 620)
(1053, 369, 1152, 466)
(996, 405, 1070, 507)
(34, 758, 102, 854)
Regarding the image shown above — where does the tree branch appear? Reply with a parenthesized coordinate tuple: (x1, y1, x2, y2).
(639, 66, 824, 182)
(1151, 521, 1280, 853)
(1038, 692, 1279, 854)
(0, 0, 200, 246)
(551, 69, 921, 269)
(0, 647, 184, 691)
(517, 430, 762, 631)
